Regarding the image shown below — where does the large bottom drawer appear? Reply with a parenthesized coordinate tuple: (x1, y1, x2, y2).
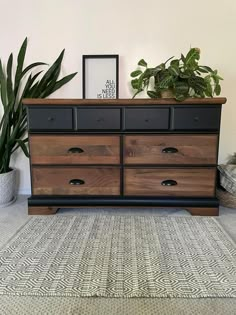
(32, 167, 120, 195)
(124, 168, 216, 197)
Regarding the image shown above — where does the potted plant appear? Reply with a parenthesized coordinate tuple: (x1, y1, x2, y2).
(130, 48, 223, 101)
(0, 38, 77, 207)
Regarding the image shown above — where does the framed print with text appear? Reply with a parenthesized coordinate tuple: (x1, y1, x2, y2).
(82, 55, 119, 99)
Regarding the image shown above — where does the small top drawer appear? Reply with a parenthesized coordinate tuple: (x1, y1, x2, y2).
(77, 108, 121, 130)
(28, 108, 73, 130)
(124, 108, 169, 130)
(173, 107, 221, 130)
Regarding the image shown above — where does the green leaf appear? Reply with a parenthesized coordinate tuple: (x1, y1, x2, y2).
(185, 48, 200, 66)
(131, 78, 139, 90)
(158, 72, 173, 89)
(21, 62, 47, 79)
(175, 94, 186, 101)
(14, 139, 29, 157)
(170, 59, 180, 67)
(174, 81, 189, 95)
(188, 76, 206, 93)
(147, 90, 158, 98)
(132, 90, 143, 98)
(22, 71, 43, 98)
(168, 65, 179, 76)
(6, 53, 14, 104)
(152, 65, 163, 76)
(164, 56, 174, 65)
(199, 65, 213, 73)
(138, 59, 147, 67)
(130, 70, 142, 78)
(179, 72, 190, 79)
(14, 37, 27, 95)
(0, 59, 7, 107)
(214, 84, 221, 96)
(136, 72, 147, 91)
(212, 71, 223, 81)
(198, 68, 209, 74)
(142, 68, 153, 79)
(41, 72, 77, 98)
(36, 49, 65, 93)
(204, 80, 213, 97)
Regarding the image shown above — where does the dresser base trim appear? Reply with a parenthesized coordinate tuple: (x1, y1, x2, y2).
(28, 197, 219, 216)
(28, 206, 58, 215)
(185, 207, 219, 216)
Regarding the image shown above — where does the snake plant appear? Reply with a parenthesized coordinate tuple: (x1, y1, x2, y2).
(0, 38, 77, 174)
(130, 48, 223, 101)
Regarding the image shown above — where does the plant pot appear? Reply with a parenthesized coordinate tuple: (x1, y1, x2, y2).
(0, 168, 17, 207)
(161, 89, 174, 98)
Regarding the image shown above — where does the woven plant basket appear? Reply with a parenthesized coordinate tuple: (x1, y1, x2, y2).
(216, 188, 236, 208)
(0, 168, 17, 207)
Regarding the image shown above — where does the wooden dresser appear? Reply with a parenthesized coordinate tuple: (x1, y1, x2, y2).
(23, 98, 226, 215)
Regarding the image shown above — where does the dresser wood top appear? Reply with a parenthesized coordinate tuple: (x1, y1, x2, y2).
(23, 97, 227, 106)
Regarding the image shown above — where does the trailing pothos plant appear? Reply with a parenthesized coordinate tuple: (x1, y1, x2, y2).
(0, 38, 77, 174)
(130, 48, 223, 101)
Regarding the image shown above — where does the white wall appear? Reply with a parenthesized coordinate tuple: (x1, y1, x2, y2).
(0, 0, 236, 194)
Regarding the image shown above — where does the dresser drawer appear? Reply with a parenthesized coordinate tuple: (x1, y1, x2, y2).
(32, 167, 120, 195)
(124, 135, 218, 165)
(77, 108, 121, 130)
(28, 108, 73, 130)
(173, 107, 221, 130)
(124, 108, 169, 130)
(30, 135, 120, 165)
(124, 168, 216, 197)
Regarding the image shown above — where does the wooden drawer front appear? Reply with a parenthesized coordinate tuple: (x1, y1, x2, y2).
(124, 108, 169, 130)
(32, 167, 120, 195)
(124, 168, 216, 197)
(124, 135, 217, 165)
(77, 108, 120, 130)
(173, 107, 221, 130)
(28, 108, 73, 130)
(30, 135, 120, 165)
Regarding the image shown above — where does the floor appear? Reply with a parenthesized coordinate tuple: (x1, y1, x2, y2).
(0, 195, 236, 315)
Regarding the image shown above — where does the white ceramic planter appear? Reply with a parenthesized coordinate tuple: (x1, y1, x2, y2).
(0, 168, 17, 207)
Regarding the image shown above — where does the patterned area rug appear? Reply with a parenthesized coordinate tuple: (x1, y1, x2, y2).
(0, 215, 235, 298)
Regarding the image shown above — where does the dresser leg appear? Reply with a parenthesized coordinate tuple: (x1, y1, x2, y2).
(185, 207, 219, 216)
(28, 206, 59, 215)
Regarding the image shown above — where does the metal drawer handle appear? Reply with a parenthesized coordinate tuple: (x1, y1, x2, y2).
(97, 117, 104, 122)
(47, 116, 54, 121)
(161, 179, 177, 186)
(162, 147, 178, 153)
(67, 147, 84, 154)
(194, 116, 199, 122)
(69, 179, 85, 185)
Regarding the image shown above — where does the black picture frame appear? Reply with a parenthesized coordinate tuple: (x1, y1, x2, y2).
(82, 55, 119, 99)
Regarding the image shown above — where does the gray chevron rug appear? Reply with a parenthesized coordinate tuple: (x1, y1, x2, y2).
(0, 215, 236, 298)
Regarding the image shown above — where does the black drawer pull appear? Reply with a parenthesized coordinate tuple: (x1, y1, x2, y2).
(194, 116, 199, 122)
(162, 147, 178, 153)
(97, 117, 104, 122)
(161, 179, 177, 186)
(69, 179, 85, 185)
(67, 147, 84, 154)
(47, 116, 54, 121)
